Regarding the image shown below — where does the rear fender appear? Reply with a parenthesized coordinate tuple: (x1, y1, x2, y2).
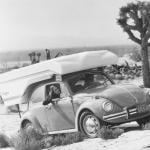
(21, 112, 44, 132)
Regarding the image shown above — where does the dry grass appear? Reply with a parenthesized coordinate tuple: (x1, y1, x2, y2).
(50, 132, 85, 147)
(0, 132, 11, 148)
(0, 128, 85, 149)
(0, 125, 124, 149)
(11, 126, 43, 150)
(98, 126, 124, 140)
(40, 132, 85, 148)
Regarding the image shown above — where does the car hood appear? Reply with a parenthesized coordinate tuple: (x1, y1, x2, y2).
(74, 84, 146, 107)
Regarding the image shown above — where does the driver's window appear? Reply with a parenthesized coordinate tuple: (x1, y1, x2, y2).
(45, 83, 61, 100)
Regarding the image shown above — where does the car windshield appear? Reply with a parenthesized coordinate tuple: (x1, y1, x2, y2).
(68, 72, 113, 94)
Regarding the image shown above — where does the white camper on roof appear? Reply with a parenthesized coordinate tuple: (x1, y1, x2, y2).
(0, 50, 118, 106)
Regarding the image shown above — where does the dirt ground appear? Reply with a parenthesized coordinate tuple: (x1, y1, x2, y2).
(0, 114, 20, 135)
(1, 122, 150, 150)
(52, 128, 150, 150)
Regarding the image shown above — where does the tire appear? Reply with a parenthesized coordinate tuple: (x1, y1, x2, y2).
(21, 120, 43, 140)
(137, 117, 150, 129)
(79, 111, 101, 138)
(137, 120, 145, 129)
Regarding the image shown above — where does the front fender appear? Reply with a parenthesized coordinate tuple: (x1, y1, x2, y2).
(75, 99, 106, 130)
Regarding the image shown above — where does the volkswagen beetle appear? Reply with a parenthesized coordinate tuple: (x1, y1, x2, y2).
(0, 50, 150, 138)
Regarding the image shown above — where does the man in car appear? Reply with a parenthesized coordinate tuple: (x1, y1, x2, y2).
(43, 84, 61, 105)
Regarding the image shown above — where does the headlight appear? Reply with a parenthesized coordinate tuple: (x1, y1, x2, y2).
(102, 101, 113, 112)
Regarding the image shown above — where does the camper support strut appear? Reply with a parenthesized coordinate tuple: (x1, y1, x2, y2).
(16, 104, 21, 118)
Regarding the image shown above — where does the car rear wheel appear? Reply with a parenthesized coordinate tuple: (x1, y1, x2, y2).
(79, 111, 101, 138)
(21, 120, 33, 130)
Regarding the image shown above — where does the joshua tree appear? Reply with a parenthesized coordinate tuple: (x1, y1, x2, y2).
(32, 52, 36, 64)
(36, 52, 41, 63)
(117, 1, 150, 87)
(28, 53, 33, 64)
(28, 52, 40, 64)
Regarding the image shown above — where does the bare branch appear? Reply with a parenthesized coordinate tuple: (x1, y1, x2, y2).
(145, 23, 150, 40)
(125, 29, 141, 44)
(128, 12, 141, 27)
(129, 12, 138, 22)
(126, 25, 138, 30)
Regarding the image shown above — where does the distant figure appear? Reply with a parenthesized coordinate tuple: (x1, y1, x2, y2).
(28, 53, 32, 64)
(45, 49, 51, 60)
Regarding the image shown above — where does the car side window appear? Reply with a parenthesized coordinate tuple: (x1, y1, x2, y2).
(45, 82, 68, 100)
(45, 83, 61, 100)
(68, 74, 85, 93)
(68, 72, 112, 94)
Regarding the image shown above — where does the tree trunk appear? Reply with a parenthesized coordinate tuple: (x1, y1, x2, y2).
(141, 44, 150, 87)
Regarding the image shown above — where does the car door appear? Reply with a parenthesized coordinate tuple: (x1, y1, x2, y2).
(29, 84, 52, 131)
(45, 82, 75, 132)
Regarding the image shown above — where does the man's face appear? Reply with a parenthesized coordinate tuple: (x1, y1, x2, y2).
(52, 85, 60, 95)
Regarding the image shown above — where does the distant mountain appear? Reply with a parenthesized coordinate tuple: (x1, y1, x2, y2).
(0, 44, 140, 62)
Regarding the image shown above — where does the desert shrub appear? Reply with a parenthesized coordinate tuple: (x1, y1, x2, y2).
(40, 135, 53, 149)
(98, 126, 124, 140)
(130, 49, 141, 62)
(11, 126, 43, 150)
(11, 129, 84, 149)
(49, 132, 85, 147)
(0, 132, 11, 148)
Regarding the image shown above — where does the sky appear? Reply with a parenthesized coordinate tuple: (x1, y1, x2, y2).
(0, 0, 147, 52)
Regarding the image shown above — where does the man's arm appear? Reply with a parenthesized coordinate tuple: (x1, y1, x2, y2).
(42, 90, 52, 105)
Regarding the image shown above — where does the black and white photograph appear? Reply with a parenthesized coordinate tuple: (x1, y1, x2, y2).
(0, 0, 150, 150)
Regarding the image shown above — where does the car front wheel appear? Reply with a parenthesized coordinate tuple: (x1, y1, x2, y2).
(137, 117, 150, 129)
(79, 111, 101, 138)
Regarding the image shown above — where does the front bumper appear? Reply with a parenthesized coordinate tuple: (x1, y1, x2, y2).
(103, 104, 150, 121)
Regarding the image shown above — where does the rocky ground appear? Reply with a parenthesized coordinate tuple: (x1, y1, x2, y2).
(1, 124, 150, 150)
(51, 128, 150, 150)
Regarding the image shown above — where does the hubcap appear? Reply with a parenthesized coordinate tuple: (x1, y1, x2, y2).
(83, 115, 100, 137)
